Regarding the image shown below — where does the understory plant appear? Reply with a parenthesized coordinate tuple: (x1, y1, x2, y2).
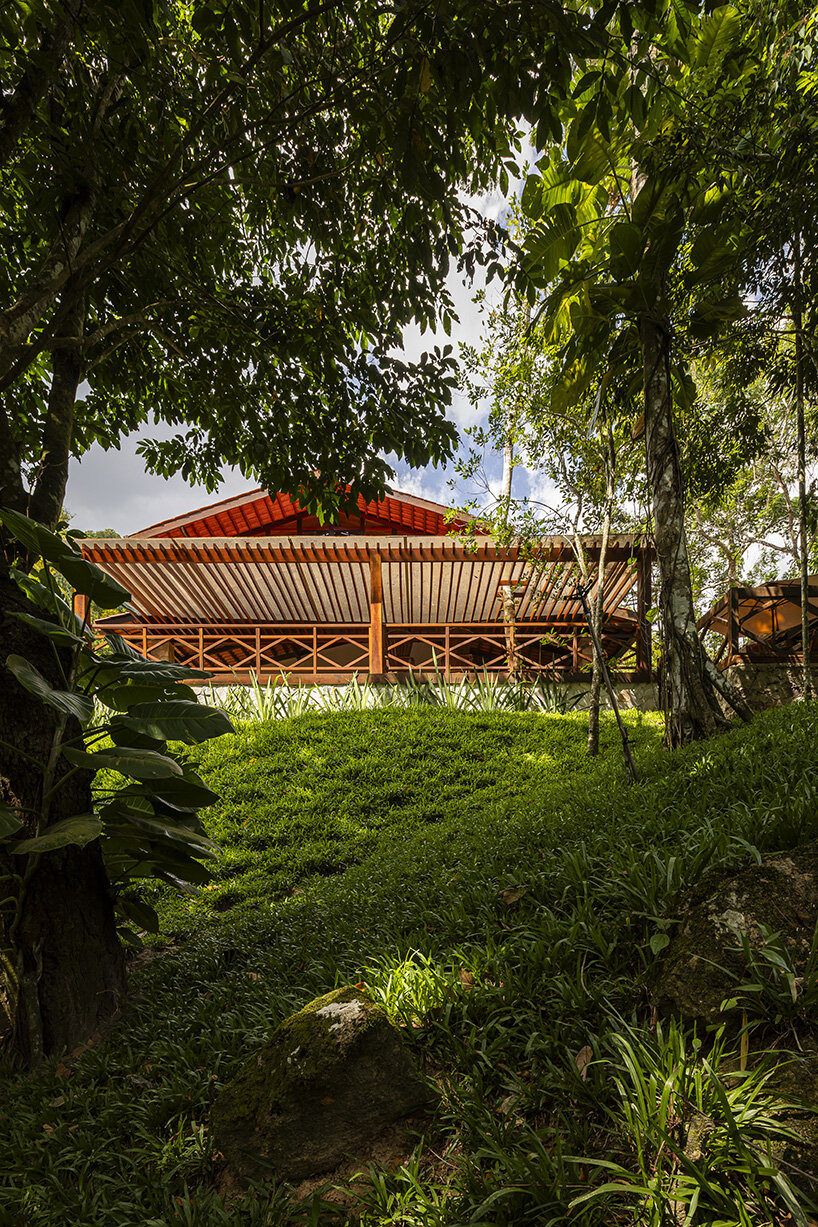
(206, 658, 584, 721)
(0, 509, 233, 1061)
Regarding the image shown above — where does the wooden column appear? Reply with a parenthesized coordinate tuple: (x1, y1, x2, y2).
(636, 548, 652, 679)
(368, 553, 386, 678)
(572, 629, 579, 674)
(73, 591, 90, 627)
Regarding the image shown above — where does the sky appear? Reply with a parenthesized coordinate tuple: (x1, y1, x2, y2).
(65, 178, 551, 535)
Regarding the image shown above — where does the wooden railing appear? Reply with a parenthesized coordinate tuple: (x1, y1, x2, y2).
(101, 620, 649, 684)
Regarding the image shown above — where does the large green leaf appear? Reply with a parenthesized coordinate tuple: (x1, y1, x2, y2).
(96, 681, 199, 712)
(103, 633, 211, 681)
(8, 610, 89, 648)
(0, 508, 129, 606)
(115, 897, 159, 933)
(145, 772, 219, 809)
(524, 203, 580, 286)
(62, 745, 183, 780)
(12, 814, 101, 854)
(5, 655, 95, 722)
(104, 811, 218, 858)
(692, 6, 740, 71)
(0, 802, 23, 838)
(119, 701, 235, 744)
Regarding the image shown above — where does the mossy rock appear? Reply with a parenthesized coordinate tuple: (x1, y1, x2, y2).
(651, 843, 818, 1029)
(211, 986, 434, 1184)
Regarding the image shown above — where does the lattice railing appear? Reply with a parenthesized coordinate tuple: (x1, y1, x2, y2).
(103, 621, 646, 683)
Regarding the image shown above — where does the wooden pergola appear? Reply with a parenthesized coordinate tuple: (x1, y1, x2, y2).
(79, 488, 654, 685)
(698, 577, 818, 667)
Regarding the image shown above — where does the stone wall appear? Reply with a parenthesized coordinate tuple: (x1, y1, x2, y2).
(721, 660, 818, 713)
(565, 680, 659, 712)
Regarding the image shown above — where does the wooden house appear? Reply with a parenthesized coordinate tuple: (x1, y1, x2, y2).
(79, 487, 654, 684)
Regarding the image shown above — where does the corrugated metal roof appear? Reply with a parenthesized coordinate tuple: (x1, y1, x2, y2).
(81, 535, 646, 627)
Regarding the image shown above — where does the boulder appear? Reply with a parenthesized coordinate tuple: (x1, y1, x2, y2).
(652, 843, 818, 1029)
(211, 986, 434, 1184)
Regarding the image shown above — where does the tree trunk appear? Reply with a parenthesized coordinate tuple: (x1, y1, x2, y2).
(793, 232, 813, 701)
(639, 314, 739, 748)
(588, 441, 614, 756)
(0, 573, 125, 1066)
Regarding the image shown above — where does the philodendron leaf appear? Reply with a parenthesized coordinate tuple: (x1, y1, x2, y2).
(0, 508, 129, 606)
(12, 814, 101, 854)
(62, 745, 183, 780)
(115, 897, 159, 933)
(5, 655, 94, 722)
(0, 802, 23, 838)
(8, 610, 89, 647)
(119, 701, 235, 744)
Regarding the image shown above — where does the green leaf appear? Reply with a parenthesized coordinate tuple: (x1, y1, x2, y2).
(12, 814, 101, 854)
(115, 897, 159, 933)
(105, 811, 218, 858)
(609, 222, 642, 277)
(650, 932, 670, 956)
(692, 6, 741, 71)
(524, 203, 580, 286)
(0, 801, 23, 838)
(8, 610, 88, 647)
(94, 681, 197, 711)
(119, 701, 235, 744)
(0, 509, 129, 606)
(145, 772, 219, 809)
(5, 655, 94, 722)
(62, 745, 183, 780)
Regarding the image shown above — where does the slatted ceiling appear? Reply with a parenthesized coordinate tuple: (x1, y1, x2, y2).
(81, 534, 650, 628)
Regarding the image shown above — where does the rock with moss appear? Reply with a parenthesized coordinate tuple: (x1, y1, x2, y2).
(211, 986, 434, 1183)
(652, 843, 818, 1029)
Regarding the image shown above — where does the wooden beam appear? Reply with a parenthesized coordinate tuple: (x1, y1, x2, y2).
(368, 553, 386, 677)
(73, 591, 90, 627)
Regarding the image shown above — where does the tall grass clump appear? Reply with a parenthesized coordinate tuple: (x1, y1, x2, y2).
(204, 659, 585, 721)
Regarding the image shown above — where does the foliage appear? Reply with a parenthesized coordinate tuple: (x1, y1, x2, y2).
(0, 0, 608, 526)
(3, 704, 818, 1222)
(204, 665, 581, 723)
(0, 509, 233, 947)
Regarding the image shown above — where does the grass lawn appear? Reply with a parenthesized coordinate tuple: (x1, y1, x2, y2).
(2, 705, 817, 1225)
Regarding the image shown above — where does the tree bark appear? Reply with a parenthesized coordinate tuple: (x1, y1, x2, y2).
(0, 573, 125, 1066)
(587, 428, 615, 756)
(640, 313, 746, 747)
(28, 283, 85, 530)
(793, 232, 813, 701)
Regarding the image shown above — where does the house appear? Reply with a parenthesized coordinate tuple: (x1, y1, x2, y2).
(79, 487, 653, 684)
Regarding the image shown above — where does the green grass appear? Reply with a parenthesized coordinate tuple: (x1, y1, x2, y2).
(2, 706, 818, 1226)
(150, 709, 658, 926)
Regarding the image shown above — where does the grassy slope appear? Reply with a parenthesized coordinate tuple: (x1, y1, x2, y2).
(155, 708, 663, 926)
(2, 706, 817, 1226)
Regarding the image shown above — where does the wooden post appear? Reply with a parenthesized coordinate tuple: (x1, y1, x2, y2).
(255, 626, 261, 677)
(73, 592, 90, 628)
(445, 624, 450, 680)
(727, 587, 738, 665)
(198, 627, 204, 670)
(572, 629, 579, 674)
(636, 548, 652, 679)
(368, 553, 386, 678)
(312, 625, 318, 677)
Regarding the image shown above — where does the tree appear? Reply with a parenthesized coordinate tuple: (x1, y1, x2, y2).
(0, 0, 612, 1063)
(515, 2, 783, 745)
(456, 295, 643, 754)
(685, 373, 818, 611)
